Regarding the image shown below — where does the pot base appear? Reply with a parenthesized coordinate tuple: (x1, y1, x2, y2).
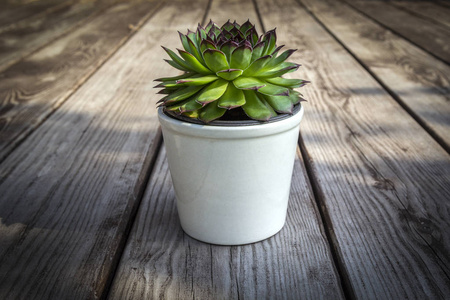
(180, 218, 286, 246)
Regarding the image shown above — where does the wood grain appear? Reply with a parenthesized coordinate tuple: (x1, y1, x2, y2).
(0, 0, 71, 29)
(390, 1, 450, 28)
(0, 1, 160, 163)
(109, 146, 345, 300)
(342, 0, 450, 64)
(109, 1, 344, 299)
(299, 0, 450, 151)
(0, 1, 169, 299)
(257, 0, 450, 298)
(0, 0, 112, 71)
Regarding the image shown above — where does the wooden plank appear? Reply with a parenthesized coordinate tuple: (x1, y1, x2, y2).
(257, 0, 450, 298)
(0, 1, 170, 299)
(0, 0, 71, 29)
(109, 0, 344, 299)
(0, 0, 112, 71)
(342, 0, 450, 64)
(390, 1, 450, 28)
(109, 147, 345, 300)
(0, 1, 160, 163)
(299, 0, 450, 151)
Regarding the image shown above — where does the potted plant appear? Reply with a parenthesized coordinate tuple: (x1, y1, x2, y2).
(155, 20, 308, 245)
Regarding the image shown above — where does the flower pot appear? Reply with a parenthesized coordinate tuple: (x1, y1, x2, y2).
(158, 105, 304, 245)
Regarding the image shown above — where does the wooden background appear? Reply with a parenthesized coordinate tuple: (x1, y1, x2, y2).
(0, 0, 449, 299)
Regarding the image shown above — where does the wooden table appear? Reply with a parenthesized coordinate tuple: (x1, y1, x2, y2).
(0, 0, 449, 299)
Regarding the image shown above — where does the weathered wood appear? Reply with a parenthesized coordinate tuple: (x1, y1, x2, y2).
(108, 146, 345, 300)
(342, 0, 450, 64)
(109, 0, 344, 299)
(299, 0, 450, 151)
(0, 0, 71, 29)
(257, 0, 450, 298)
(390, 1, 450, 28)
(0, 0, 112, 71)
(0, 1, 160, 163)
(0, 1, 170, 299)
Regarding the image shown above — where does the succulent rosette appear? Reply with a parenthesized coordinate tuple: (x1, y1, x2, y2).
(155, 19, 308, 123)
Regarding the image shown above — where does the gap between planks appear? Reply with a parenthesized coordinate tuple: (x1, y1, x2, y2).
(340, 0, 450, 65)
(0, 1, 164, 164)
(101, 0, 213, 297)
(296, 0, 450, 154)
(0, 0, 115, 72)
(253, 0, 356, 298)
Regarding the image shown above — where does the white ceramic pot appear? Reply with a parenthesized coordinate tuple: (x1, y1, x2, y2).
(158, 105, 304, 245)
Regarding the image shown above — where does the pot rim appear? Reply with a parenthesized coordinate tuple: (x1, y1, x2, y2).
(163, 104, 301, 126)
(158, 104, 304, 139)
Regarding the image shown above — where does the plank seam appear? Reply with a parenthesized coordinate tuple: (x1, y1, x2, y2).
(297, 133, 355, 300)
(297, 0, 450, 155)
(387, 1, 450, 29)
(339, 0, 449, 66)
(253, 0, 354, 298)
(0, 1, 165, 165)
(102, 2, 213, 297)
(0, 0, 75, 34)
(0, 1, 120, 72)
(100, 129, 163, 300)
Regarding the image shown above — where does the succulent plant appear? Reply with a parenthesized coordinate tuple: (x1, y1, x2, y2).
(155, 20, 308, 123)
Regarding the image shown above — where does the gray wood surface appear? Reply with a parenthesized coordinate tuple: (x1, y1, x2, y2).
(391, 1, 450, 28)
(299, 0, 450, 152)
(109, 146, 345, 300)
(1, 0, 449, 299)
(0, 1, 164, 298)
(343, 0, 450, 64)
(109, 1, 345, 298)
(0, 0, 71, 29)
(257, 0, 450, 298)
(0, 0, 111, 71)
(0, 1, 160, 163)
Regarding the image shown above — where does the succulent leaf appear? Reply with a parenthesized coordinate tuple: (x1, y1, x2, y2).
(182, 109, 200, 118)
(257, 62, 300, 78)
(262, 29, 277, 56)
(200, 40, 217, 53)
(178, 32, 191, 53)
(156, 20, 308, 122)
(167, 96, 204, 113)
(216, 69, 243, 81)
(263, 49, 296, 70)
(221, 19, 234, 31)
(162, 47, 191, 70)
(265, 77, 306, 88)
(164, 85, 203, 104)
(219, 41, 239, 64)
(203, 49, 230, 73)
(240, 20, 253, 35)
(250, 42, 265, 62)
(200, 102, 227, 122)
(243, 55, 272, 76)
(218, 83, 246, 109)
(176, 75, 219, 86)
(258, 82, 289, 96)
(164, 59, 190, 72)
(242, 90, 274, 121)
(196, 79, 229, 104)
(186, 36, 205, 64)
(155, 73, 194, 82)
(233, 77, 266, 90)
(178, 50, 211, 74)
(262, 94, 293, 113)
(230, 44, 252, 70)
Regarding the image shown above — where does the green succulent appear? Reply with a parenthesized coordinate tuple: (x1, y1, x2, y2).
(155, 19, 308, 123)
